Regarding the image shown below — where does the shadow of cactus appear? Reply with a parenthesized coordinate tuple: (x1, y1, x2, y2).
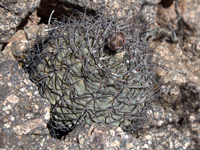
(19, 9, 159, 138)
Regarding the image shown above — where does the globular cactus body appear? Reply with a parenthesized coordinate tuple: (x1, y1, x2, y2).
(23, 10, 157, 131)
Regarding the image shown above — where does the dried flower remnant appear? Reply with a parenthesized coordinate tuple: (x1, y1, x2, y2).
(20, 10, 158, 137)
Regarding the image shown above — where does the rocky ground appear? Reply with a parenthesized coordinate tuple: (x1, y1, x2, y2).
(0, 0, 200, 149)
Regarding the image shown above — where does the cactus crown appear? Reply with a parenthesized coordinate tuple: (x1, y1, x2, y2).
(21, 9, 158, 137)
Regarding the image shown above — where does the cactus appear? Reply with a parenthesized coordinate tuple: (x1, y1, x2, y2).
(22, 10, 158, 135)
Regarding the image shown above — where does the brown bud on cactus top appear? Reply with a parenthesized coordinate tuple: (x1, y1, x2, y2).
(108, 32, 125, 51)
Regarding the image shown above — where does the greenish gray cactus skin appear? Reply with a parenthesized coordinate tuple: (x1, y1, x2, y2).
(22, 10, 158, 132)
